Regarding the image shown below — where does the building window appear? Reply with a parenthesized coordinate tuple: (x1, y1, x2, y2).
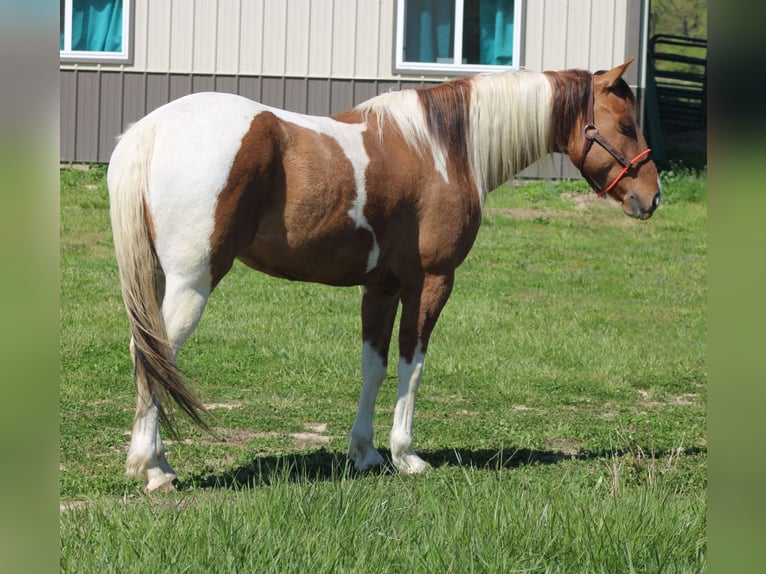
(395, 0, 522, 74)
(60, 0, 131, 63)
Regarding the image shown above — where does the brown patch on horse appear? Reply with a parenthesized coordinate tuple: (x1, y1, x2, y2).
(209, 111, 285, 287)
(211, 110, 376, 287)
(360, 107, 482, 277)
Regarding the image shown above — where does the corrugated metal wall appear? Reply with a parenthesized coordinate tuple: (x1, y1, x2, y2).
(127, 0, 396, 79)
(61, 0, 645, 177)
(526, 1, 630, 71)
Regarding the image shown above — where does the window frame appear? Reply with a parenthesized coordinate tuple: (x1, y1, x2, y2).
(60, 0, 133, 64)
(394, 0, 523, 75)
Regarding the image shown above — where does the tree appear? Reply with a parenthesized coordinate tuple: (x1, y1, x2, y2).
(650, 0, 707, 38)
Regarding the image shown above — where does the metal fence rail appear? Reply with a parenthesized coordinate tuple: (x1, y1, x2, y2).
(649, 34, 707, 134)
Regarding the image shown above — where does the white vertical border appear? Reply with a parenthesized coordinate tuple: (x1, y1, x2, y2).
(62, 0, 73, 52)
(453, 0, 465, 65)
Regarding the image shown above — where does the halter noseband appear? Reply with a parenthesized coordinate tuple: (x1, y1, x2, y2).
(578, 75, 652, 198)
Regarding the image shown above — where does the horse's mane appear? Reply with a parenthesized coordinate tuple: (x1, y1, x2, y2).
(543, 69, 593, 154)
(468, 71, 553, 196)
(356, 70, 558, 202)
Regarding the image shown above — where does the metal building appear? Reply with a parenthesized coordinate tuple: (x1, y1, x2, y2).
(60, 0, 650, 177)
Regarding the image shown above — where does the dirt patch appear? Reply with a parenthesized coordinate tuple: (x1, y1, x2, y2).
(485, 207, 564, 220)
(302, 422, 327, 433)
(561, 192, 605, 210)
(545, 438, 584, 457)
(292, 422, 331, 449)
(292, 432, 331, 449)
(60, 163, 92, 170)
(204, 401, 243, 410)
(222, 428, 262, 446)
(60, 500, 87, 512)
(671, 394, 698, 406)
(636, 390, 699, 408)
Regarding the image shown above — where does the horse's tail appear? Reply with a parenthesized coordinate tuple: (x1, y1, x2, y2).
(107, 120, 208, 435)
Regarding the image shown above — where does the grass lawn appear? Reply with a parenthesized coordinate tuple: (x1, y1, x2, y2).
(60, 165, 706, 572)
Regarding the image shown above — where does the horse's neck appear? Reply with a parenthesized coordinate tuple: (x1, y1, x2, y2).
(468, 71, 555, 199)
(542, 69, 591, 157)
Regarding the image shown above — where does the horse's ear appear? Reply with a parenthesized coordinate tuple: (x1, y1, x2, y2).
(595, 58, 634, 90)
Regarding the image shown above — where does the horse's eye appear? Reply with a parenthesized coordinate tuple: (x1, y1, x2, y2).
(620, 122, 637, 139)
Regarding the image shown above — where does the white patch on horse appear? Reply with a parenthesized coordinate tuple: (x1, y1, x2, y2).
(391, 341, 429, 474)
(656, 175, 664, 208)
(349, 339, 387, 470)
(140, 92, 260, 279)
(270, 108, 380, 272)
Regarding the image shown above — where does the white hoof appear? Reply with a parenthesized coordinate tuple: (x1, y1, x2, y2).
(143, 468, 178, 493)
(393, 452, 430, 474)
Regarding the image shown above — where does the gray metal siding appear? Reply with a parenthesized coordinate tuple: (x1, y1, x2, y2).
(307, 79, 331, 115)
(98, 72, 124, 162)
(60, 71, 77, 161)
(75, 72, 100, 163)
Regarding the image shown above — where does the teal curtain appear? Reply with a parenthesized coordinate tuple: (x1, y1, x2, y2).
(71, 0, 123, 52)
(405, 0, 455, 63)
(480, 0, 514, 65)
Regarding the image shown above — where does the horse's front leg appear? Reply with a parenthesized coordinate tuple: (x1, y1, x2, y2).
(391, 272, 454, 474)
(349, 287, 399, 470)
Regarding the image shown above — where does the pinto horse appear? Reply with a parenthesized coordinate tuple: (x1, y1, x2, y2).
(108, 59, 661, 492)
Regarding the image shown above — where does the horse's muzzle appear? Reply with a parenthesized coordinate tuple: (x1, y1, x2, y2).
(623, 189, 661, 220)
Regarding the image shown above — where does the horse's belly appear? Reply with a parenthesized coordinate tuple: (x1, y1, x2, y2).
(238, 226, 377, 286)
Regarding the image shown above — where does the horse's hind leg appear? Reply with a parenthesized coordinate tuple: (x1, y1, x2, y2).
(349, 287, 399, 470)
(126, 273, 211, 492)
(126, 336, 177, 492)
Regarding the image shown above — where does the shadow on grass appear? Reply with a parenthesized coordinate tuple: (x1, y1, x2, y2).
(182, 444, 706, 490)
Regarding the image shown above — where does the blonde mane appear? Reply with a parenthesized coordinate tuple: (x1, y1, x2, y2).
(468, 71, 552, 198)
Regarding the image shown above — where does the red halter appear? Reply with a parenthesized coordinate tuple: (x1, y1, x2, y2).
(579, 75, 652, 198)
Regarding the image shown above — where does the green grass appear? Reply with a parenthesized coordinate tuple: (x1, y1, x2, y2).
(60, 166, 707, 572)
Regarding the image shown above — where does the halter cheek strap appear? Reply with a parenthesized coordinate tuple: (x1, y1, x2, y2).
(579, 75, 652, 198)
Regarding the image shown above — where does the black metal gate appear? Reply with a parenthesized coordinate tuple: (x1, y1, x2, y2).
(644, 34, 707, 164)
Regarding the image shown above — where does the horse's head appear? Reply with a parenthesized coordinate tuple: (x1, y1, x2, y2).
(572, 59, 661, 220)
